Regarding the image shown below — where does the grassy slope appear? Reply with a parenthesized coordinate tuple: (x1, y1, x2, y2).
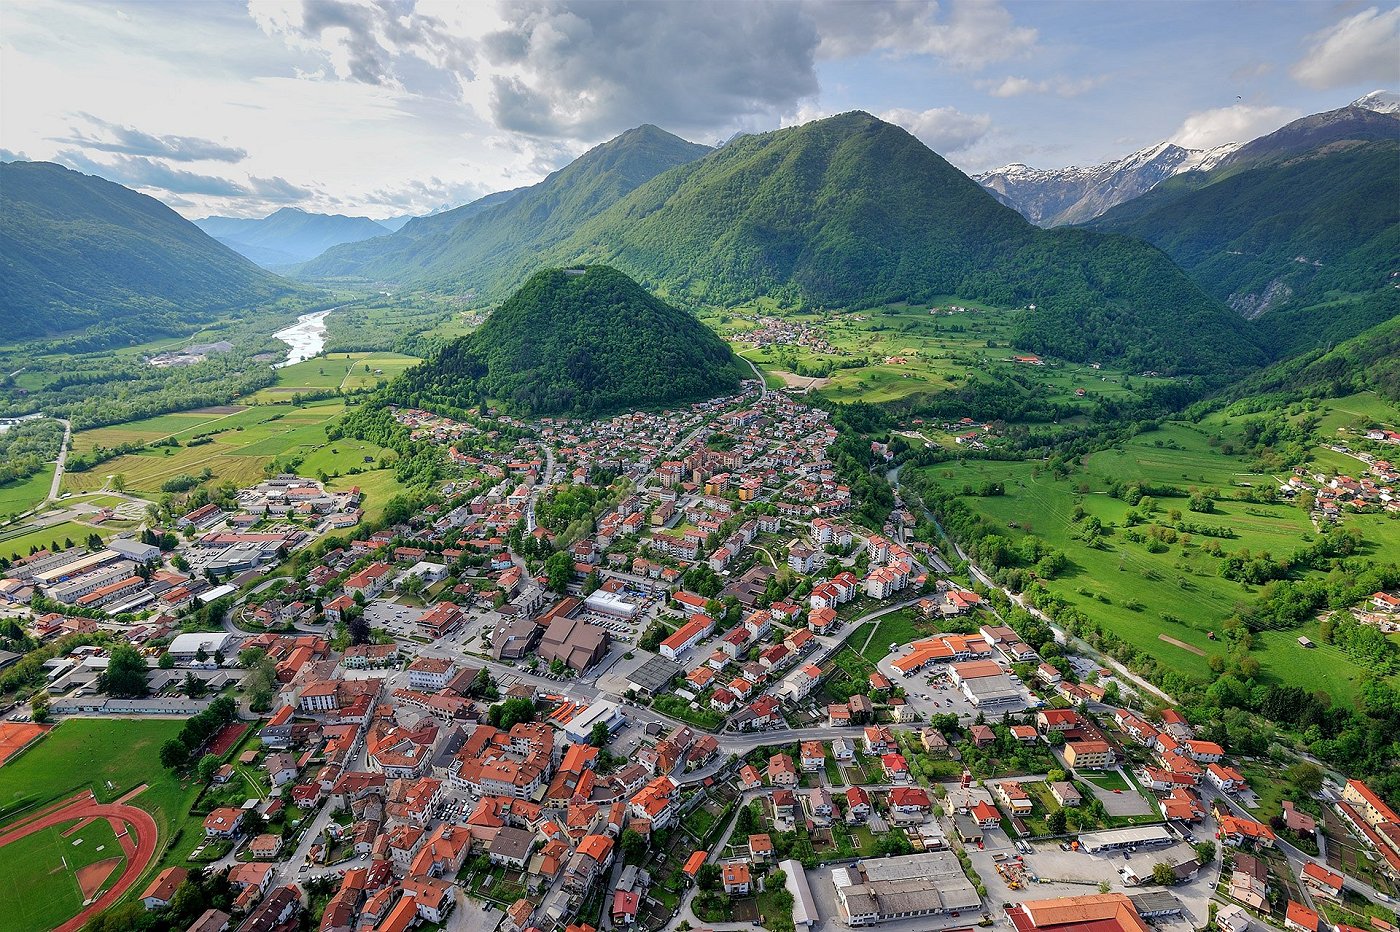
(0, 470, 54, 519)
(921, 413, 1398, 700)
(710, 301, 1146, 409)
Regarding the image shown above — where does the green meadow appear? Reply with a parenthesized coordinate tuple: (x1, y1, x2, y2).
(248, 350, 421, 402)
(920, 419, 1396, 701)
(710, 300, 1144, 410)
(62, 399, 395, 496)
(0, 470, 53, 520)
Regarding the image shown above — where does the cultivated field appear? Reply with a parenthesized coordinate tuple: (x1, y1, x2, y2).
(919, 418, 1393, 700)
(70, 409, 248, 455)
(61, 399, 392, 496)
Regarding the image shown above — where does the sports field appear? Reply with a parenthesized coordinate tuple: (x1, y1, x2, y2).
(0, 815, 125, 932)
(0, 718, 193, 831)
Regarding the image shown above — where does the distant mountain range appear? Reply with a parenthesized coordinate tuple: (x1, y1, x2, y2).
(7, 95, 1391, 383)
(976, 91, 1400, 228)
(195, 207, 390, 268)
(296, 126, 711, 287)
(391, 266, 743, 417)
(0, 161, 298, 345)
(1090, 103, 1400, 358)
(975, 141, 1240, 227)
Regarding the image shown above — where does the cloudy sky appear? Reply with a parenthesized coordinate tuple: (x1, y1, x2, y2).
(3, 0, 1396, 219)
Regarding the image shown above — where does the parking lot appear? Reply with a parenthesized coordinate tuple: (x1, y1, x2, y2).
(880, 662, 1021, 722)
(364, 598, 424, 636)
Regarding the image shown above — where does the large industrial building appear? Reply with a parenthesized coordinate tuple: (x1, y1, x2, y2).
(832, 850, 980, 926)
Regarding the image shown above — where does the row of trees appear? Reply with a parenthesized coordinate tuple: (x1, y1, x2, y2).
(158, 696, 238, 771)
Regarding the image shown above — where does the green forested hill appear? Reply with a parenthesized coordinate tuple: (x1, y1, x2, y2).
(541, 112, 1265, 377)
(392, 266, 743, 417)
(0, 161, 301, 343)
(1220, 315, 1400, 404)
(295, 125, 711, 286)
(1091, 107, 1400, 358)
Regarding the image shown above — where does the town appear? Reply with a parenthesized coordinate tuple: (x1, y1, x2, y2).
(2, 380, 1400, 932)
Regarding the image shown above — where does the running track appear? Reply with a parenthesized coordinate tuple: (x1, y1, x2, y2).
(0, 791, 157, 932)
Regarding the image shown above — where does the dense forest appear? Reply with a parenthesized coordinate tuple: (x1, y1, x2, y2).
(391, 266, 744, 417)
(0, 161, 307, 345)
(534, 112, 1267, 378)
(1204, 316, 1400, 408)
(0, 418, 62, 487)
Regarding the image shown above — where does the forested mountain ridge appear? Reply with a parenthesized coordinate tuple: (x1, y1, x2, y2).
(1214, 315, 1400, 406)
(194, 207, 390, 267)
(1090, 106, 1400, 359)
(0, 160, 302, 344)
(294, 125, 712, 286)
(537, 111, 1266, 377)
(390, 266, 743, 417)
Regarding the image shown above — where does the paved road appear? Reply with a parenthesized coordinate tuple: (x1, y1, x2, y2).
(1207, 785, 1394, 906)
(47, 418, 71, 502)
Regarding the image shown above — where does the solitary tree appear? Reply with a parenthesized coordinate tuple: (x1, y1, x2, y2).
(590, 720, 610, 748)
(1152, 862, 1176, 886)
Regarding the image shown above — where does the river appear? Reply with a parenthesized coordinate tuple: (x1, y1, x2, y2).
(272, 308, 334, 367)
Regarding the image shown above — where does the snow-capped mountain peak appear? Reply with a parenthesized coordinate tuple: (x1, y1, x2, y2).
(974, 139, 1240, 226)
(1352, 90, 1400, 115)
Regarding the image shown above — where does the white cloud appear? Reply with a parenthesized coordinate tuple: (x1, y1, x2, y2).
(1170, 104, 1300, 149)
(1292, 6, 1400, 90)
(880, 106, 992, 154)
(248, 0, 477, 90)
(982, 75, 1103, 98)
(53, 114, 248, 162)
(807, 0, 1037, 69)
